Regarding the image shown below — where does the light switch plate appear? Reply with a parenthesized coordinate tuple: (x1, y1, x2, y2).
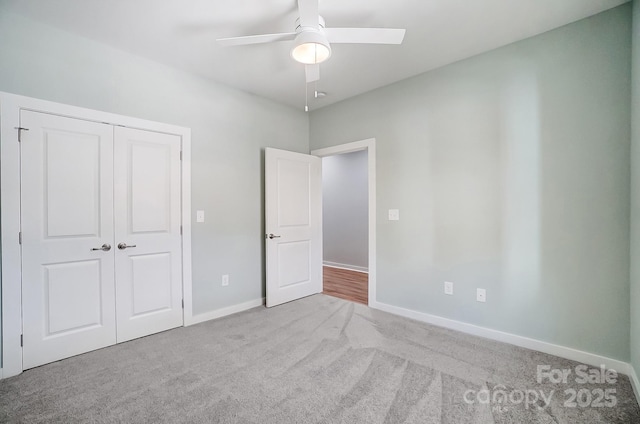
(477, 288, 486, 302)
(444, 281, 453, 295)
(388, 209, 400, 221)
(196, 210, 205, 223)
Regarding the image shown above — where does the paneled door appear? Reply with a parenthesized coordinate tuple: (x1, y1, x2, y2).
(265, 148, 322, 307)
(114, 127, 183, 342)
(21, 112, 184, 369)
(21, 111, 117, 369)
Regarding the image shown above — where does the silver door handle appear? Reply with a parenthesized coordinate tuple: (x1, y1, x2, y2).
(118, 243, 137, 250)
(91, 243, 111, 252)
(267, 233, 281, 239)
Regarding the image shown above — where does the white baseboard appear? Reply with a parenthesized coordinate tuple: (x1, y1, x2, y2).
(323, 261, 368, 273)
(371, 301, 632, 375)
(186, 298, 265, 326)
(630, 365, 640, 406)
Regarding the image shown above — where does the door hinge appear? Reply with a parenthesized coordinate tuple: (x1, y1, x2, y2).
(180, 151, 182, 161)
(18, 231, 22, 244)
(15, 127, 29, 142)
(181, 299, 184, 309)
(20, 334, 23, 347)
(180, 225, 183, 235)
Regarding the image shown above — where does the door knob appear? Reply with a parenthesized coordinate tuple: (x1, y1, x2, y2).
(267, 233, 281, 239)
(91, 243, 111, 252)
(118, 243, 137, 250)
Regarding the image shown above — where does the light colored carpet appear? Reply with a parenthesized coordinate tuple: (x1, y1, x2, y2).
(1, 294, 638, 423)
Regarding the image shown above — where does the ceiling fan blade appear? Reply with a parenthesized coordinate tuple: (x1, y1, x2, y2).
(324, 28, 406, 44)
(297, 0, 319, 28)
(305, 64, 320, 83)
(217, 32, 297, 46)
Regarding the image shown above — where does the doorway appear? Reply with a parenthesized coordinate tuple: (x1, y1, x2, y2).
(311, 139, 377, 306)
(320, 150, 369, 304)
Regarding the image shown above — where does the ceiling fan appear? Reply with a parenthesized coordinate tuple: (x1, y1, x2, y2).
(216, 0, 406, 86)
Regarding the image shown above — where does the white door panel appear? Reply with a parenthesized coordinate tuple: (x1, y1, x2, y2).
(21, 111, 116, 369)
(44, 260, 103, 335)
(114, 127, 183, 343)
(265, 148, 322, 307)
(129, 253, 173, 315)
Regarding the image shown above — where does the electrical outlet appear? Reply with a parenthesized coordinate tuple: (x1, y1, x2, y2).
(388, 209, 400, 221)
(222, 274, 229, 286)
(477, 288, 486, 302)
(444, 281, 453, 295)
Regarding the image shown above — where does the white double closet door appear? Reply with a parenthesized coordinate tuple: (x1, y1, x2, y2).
(20, 110, 183, 369)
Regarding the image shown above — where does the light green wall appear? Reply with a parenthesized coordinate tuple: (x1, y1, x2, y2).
(311, 5, 632, 360)
(0, 9, 310, 367)
(630, 0, 640, 378)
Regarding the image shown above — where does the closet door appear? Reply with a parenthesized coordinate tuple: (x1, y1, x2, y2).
(113, 127, 183, 342)
(21, 111, 117, 369)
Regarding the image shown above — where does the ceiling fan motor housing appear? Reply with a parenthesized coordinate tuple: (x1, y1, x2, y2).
(291, 16, 331, 64)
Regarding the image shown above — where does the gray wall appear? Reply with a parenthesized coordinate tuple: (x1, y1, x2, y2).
(322, 151, 368, 270)
(0, 10, 309, 367)
(631, 0, 640, 379)
(310, 5, 632, 361)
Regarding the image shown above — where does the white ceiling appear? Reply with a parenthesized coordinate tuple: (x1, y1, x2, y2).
(1, 0, 630, 110)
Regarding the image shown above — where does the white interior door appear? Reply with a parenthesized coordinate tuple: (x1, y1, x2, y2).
(21, 111, 117, 369)
(265, 148, 322, 307)
(114, 127, 183, 342)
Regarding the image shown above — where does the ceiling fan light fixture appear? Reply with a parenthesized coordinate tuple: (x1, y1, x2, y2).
(291, 31, 331, 65)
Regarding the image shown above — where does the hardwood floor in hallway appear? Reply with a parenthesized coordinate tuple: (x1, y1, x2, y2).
(322, 266, 368, 305)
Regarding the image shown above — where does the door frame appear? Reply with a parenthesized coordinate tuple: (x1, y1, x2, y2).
(0, 92, 193, 378)
(311, 138, 376, 306)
